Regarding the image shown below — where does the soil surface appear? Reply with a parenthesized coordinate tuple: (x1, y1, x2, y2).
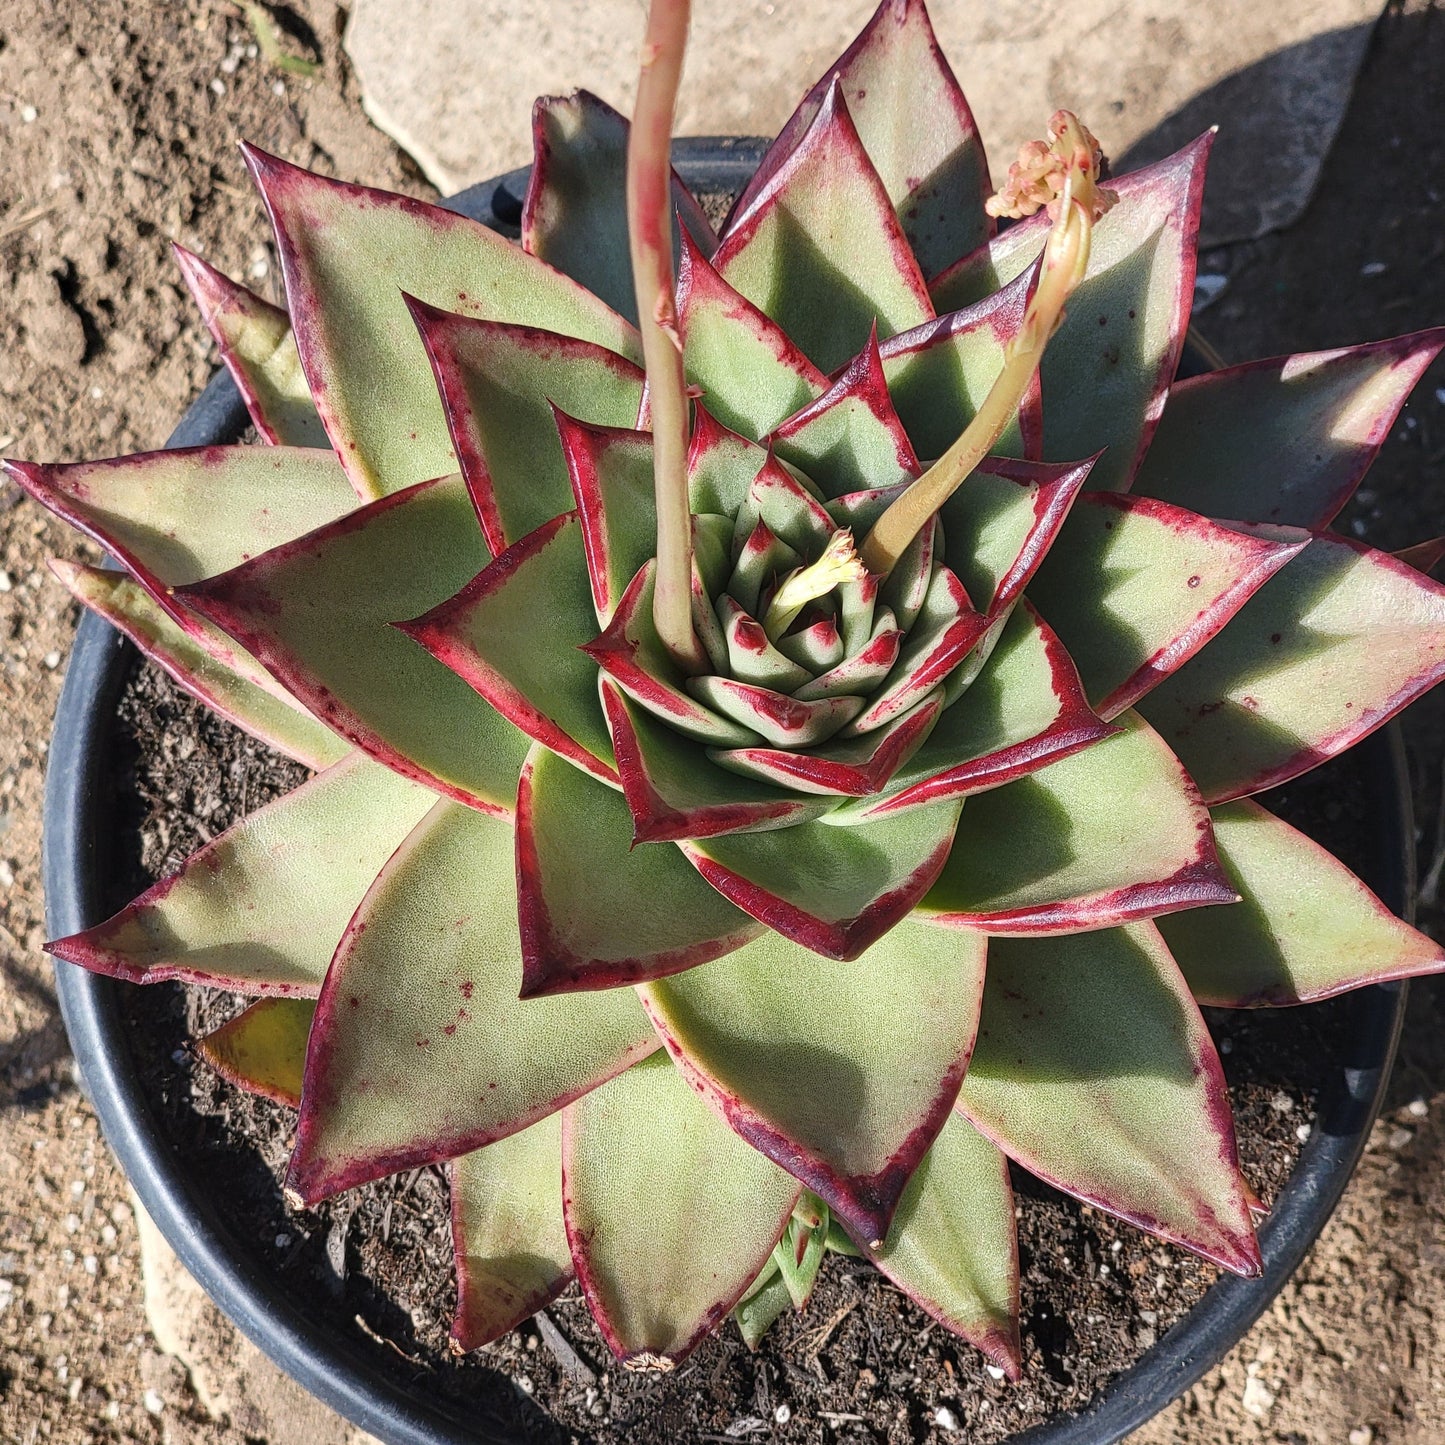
(1, 1, 1444, 1444)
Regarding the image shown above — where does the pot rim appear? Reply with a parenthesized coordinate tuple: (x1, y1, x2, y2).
(43, 139, 1409, 1445)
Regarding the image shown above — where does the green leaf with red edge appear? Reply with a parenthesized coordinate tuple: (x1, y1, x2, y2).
(181, 473, 531, 814)
(407, 299, 644, 553)
(2, 447, 357, 649)
(563, 1053, 800, 1368)
(686, 406, 770, 517)
(711, 691, 942, 798)
(556, 416, 658, 624)
(936, 455, 1093, 618)
(770, 329, 920, 499)
(879, 269, 1037, 463)
(242, 145, 640, 500)
(1131, 329, 1445, 529)
(866, 1109, 1020, 1378)
(680, 797, 963, 961)
(196, 998, 316, 1108)
(933, 138, 1211, 494)
(1159, 799, 1445, 1006)
(728, 0, 991, 279)
(1025, 493, 1309, 719)
(287, 798, 657, 1204)
(863, 602, 1112, 816)
(515, 742, 761, 997)
(640, 916, 986, 1247)
(47, 753, 433, 997)
(677, 229, 827, 441)
(520, 89, 716, 325)
(172, 245, 327, 448)
(1135, 534, 1445, 804)
(918, 710, 1234, 934)
(51, 561, 348, 772)
(400, 511, 616, 783)
(583, 561, 760, 748)
(599, 677, 836, 843)
(958, 925, 1261, 1275)
(713, 80, 933, 375)
(449, 1114, 572, 1352)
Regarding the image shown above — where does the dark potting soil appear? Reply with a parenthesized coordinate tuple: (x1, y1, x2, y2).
(108, 656, 1366, 1445)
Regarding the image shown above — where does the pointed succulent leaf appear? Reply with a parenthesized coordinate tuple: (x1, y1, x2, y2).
(936, 455, 1092, 619)
(583, 561, 761, 747)
(172, 245, 327, 447)
(51, 561, 348, 771)
(449, 1114, 572, 1351)
(867, 1110, 1020, 1377)
(289, 799, 657, 1202)
(686, 406, 771, 516)
(400, 511, 616, 783)
(521, 89, 716, 325)
(714, 81, 932, 375)
(958, 925, 1261, 1276)
(3, 447, 357, 635)
(641, 917, 986, 1246)
(195, 999, 317, 1108)
(687, 676, 866, 749)
(676, 230, 827, 440)
(879, 269, 1037, 462)
(516, 743, 762, 996)
(1160, 799, 1445, 1006)
(681, 797, 963, 960)
(1131, 329, 1445, 528)
(1026, 493, 1309, 719)
(1136, 534, 1445, 802)
(919, 711, 1234, 933)
(1396, 537, 1445, 575)
(730, 0, 991, 279)
(47, 753, 432, 996)
(711, 691, 942, 797)
(563, 1053, 800, 1368)
(408, 299, 645, 552)
(557, 415, 657, 624)
(792, 622, 902, 703)
(730, 451, 835, 559)
(770, 331, 921, 498)
(600, 678, 836, 843)
(181, 473, 531, 814)
(866, 603, 1112, 815)
(242, 145, 640, 499)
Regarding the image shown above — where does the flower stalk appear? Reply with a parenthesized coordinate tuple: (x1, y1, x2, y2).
(628, 0, 706, 671)
(859, 112, 1113, 577)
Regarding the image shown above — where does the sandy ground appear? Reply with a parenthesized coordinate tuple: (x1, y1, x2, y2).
(1, 1, 1443, 1442)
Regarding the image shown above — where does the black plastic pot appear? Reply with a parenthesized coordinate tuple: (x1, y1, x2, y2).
(44, 141, 1411, 1445)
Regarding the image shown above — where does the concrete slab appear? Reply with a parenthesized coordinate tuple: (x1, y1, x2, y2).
(344, 0, 1384, 246)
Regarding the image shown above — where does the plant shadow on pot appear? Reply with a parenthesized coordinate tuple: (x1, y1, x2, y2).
(43, 141, 1410, 1445)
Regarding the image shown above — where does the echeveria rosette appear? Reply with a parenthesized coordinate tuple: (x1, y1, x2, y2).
(13, 0, 1445, 1381)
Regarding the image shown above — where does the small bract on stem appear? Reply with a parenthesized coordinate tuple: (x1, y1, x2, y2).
(859, 111, 1117, 577)
(628, 0, 706, 671)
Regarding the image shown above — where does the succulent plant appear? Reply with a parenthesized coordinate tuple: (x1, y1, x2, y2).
(13, 0, 1445, 1380)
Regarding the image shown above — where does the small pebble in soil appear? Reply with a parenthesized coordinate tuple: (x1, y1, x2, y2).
(1349, 1428, 1375, 1445)
(773, 1404, 791, 1424)
(935, 1405, 960, 1431)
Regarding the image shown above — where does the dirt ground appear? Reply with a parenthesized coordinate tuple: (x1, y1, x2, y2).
(1, 2, 1443, 1443)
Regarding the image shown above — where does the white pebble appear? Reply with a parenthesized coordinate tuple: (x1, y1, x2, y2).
(934, 1405, 959, 1431)
(985, 1363, 1006, 1381)
(1407, 1097, 1429, 1118)
(1349, 1428, 1375, 1445)
(20, 105, 37, 124)
(273, 80, 287, 97)
(1241, 1374, 1275, 1417)
(143, 1388, 164, 1416)
(43, 651, 60, 670)
(102, 1401, 119, 1421)
(0, 860, 13, 888)
(1296, 1123, 1311, 1142)
(1389, 1127, 1414, 1150)
(774, 1403, 792, 1424)
(0, 571, 11, 592)
(1270, 1090, 1294, 1114)
(517, 1374, 534, 1395)
(210, 77, 226, 96)
(274, 1233, 290, 1248)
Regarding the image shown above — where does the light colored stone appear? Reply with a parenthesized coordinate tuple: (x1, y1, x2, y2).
(133, 1193, 381, 1444)
(344, 0, 1383, 245)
